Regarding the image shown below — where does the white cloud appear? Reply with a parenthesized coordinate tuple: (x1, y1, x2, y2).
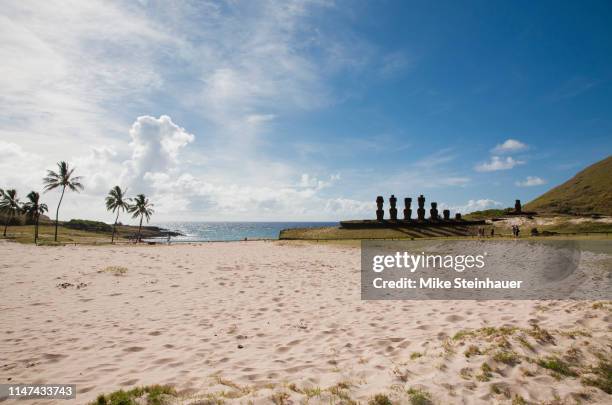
(246, 114, 276, 124)
(0, 141, 45, 194)
(515, 176, 546, 187)
(122, 115, 195, 185)
(0, 1, 430, 222)
(298, 173, 340, 190)
(324, 198, 371, 216)
(475, 156, 524, 172)
(492, 139, 528, 154)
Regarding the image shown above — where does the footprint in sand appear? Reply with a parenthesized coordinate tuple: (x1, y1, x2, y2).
(123, 346, 145, 352)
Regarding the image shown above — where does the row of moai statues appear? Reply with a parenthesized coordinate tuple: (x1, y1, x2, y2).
(376, 194, 462, 221)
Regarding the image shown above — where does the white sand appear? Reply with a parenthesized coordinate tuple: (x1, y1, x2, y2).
(0, 240, 610, 404)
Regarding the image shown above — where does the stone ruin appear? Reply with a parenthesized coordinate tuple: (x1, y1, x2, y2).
(417, 194, 426, 221)
(506, 199, 537, 216)
(374, 194, 463, 223)
(339, 194, 485, 229)
(389, 195, 398, 220)
(403, 198, 412, 220)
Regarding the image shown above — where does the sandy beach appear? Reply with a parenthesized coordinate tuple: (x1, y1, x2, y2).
(1, 240, 610, 404)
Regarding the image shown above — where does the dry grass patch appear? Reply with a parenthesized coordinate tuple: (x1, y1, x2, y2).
(100, 266, 128, 276)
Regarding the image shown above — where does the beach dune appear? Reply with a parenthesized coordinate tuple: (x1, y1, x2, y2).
(0, 240, 610, 404)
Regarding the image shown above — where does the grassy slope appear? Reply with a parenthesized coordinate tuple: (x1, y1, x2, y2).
(1, 223, 169, 245)
(524, 155, 612, 215)
(2, 225, 120, 244)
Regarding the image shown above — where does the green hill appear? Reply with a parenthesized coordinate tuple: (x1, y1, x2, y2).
(524, 155, 612, 216)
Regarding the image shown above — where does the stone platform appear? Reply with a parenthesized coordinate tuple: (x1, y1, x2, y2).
(340, 219, 486, 229)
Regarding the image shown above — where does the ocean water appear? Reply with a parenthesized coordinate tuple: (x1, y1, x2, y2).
(149, 222, 338, 242)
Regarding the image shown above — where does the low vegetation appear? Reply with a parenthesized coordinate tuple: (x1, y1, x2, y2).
(581, 360, 612, 394)
(100, 266, 128, 276)
(406, 388, 432, 405)
(369, 394, 393, 405)
(64, 219, 113, 233)
(524, 155, 612, 216)
(92, 385, 176, 405)
(537, 356, 578, 377)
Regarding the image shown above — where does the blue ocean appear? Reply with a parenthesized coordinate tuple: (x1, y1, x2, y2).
(149, 222, 338, 242)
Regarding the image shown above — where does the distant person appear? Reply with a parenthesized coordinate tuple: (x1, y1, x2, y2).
(516, 226, 520, 238)
(167, 233, 171, 244)
(490, 228, 494, 238)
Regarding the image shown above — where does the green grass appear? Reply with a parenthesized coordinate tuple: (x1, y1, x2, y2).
(1, 225, 118, 244)
(528, 325, 555, 344)
(406, 388, 432, 405)
(279, 225, 477, 240)
(369, 394, 393, 405)
(493, 350, 521, 366)
(537, 356, 578, 377)
(581, 360, 612, 394)
(410, 351, 423, 360)
(463, 208, 511, 220)
(100, 266, 128, 276)
(476, 363, 493, 382)
(1, 223, 174, 245)
(524, 155, 612, 216)
(92, 385, 176, 405)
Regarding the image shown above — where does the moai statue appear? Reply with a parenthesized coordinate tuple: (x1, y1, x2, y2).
(430, 202, 439, 220)
(403, 198, 412, 220)
(515, 199, 522, 213)
(455, 213, 462, 220)
(376, 196, 384, 221)
(389, 195, 398, 220)
(443, 209, 450, 220)
(417, 194, 426, 221)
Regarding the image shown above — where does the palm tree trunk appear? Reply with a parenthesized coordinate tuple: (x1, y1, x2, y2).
(3, 213, 10, 237)
(35, 214, 39, 244)
(137, 215, 143, 243)
(54, 186, 66, 242)
(111, 210, 120, 244)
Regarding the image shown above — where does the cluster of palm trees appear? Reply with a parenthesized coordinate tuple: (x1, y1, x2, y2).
(0, 161, 155, 244)
(105, 186, 155, 243)
(0, 189, 48, 242)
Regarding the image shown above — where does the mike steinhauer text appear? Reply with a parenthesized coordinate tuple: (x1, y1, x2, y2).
(370, 252, 524, 290)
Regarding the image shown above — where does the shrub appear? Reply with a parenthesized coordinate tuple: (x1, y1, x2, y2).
(369, 394, 393, 405)
(406, 388, 432, 405)
(64, 219, 113, 233)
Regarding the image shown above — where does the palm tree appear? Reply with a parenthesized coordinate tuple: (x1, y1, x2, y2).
(23, 191, 48, 244)
(105, 186, 130, 244)
(128, 194, 154, 243)
(0, 189, 22, 237)
(43, 161, 84, 241)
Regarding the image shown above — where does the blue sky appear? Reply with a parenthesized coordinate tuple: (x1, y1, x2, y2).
(1, 0, 611, 222)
